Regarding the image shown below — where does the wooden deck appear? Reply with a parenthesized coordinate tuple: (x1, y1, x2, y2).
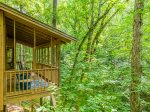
(5, 91, 51, 104)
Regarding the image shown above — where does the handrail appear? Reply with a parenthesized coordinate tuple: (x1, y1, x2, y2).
(5, 68, 58, 73)
(36, 63, 58, 69)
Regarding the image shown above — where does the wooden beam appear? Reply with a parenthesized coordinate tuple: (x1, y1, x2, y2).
(0, 10, 5, 111)
(5, 91, 51, 104)
(36, 38, 61, 48)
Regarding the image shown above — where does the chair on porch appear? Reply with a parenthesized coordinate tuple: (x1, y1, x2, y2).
(16, 61, 31, 90)
(16, 61, 49, 91)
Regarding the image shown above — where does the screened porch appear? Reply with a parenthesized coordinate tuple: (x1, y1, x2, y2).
(4, 16, 60, 103)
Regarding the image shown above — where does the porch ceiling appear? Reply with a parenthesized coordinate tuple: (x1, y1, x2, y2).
(6, 17, 55, 47)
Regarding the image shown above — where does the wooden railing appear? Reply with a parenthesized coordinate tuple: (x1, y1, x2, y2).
(4, 68, 59, 96)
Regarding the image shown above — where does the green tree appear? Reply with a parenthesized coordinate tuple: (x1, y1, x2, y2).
(130, 0, 144, 111)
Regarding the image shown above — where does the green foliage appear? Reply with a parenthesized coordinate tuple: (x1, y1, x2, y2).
(1, 0, 150, 111)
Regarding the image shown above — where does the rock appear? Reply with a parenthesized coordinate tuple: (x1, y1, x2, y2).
(7, 104, 24, 112)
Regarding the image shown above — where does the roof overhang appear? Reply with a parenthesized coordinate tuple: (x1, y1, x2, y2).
(0, 2, 77, 45)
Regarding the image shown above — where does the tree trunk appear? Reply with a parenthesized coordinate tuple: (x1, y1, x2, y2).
(51, 0, 57, 107)
(52, 0, 57, 28)
(130, 0, 144, 112)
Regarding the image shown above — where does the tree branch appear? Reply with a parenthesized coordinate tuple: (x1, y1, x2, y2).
(91, 9, 120, 55)
(71, 3, 116, 75)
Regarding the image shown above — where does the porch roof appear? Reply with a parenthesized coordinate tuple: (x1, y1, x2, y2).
(0, 3, 76, 47)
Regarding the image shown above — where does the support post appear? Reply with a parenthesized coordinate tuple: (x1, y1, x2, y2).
(51, 48, 54, 66)
(31, 104, 34, 112)
(56, 44, 60, 86)
(0, 10, 5, 111)
(44, 48, 46, 64)
(40, 98, 43, 106)
(50, 94, 56, 107)
(3, 105, 6, 112)
(14, 20, 16, 69)
(33, 29, 36, 69)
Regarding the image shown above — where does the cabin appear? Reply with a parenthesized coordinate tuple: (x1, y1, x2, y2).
(0, 3, 76, 111)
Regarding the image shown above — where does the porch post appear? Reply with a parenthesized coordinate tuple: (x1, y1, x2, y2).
(0, 10, 5, 111)
(51, 37, 54, 66)
(56, 44, 60, 86)
(14, 20, 16, 69)
(33, 29, 36, 69)
(40, 97, 43, 106)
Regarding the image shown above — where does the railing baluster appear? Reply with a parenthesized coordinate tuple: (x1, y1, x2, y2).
(51, 68, 53, 83)
(30, 70, 31, 92)
(14, 71, 16, 94)
(41, 70, 43, 91)
(48, 69, 50, 83)
(57, 67, 59, 86)
(55, 68, 57, 85)
(38, 70, 39, 90)
(10, 72, 12, 94)
(44, 69, 46, 89)
(55, 68, 57, 84)
(55, 68, 56, 85)
(6, 72, 7, 94)
(50, 69, 52, 84)
(52, 69, 54, 83)
(27, 70, 28, 92)
(53, 69, 55, 84)
(18, 71, 20, 93)
(23, 71, 24, 92)
(35, 70, 37, 91)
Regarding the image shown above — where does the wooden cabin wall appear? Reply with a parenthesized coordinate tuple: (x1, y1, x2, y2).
(0, 10, 5, 111)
